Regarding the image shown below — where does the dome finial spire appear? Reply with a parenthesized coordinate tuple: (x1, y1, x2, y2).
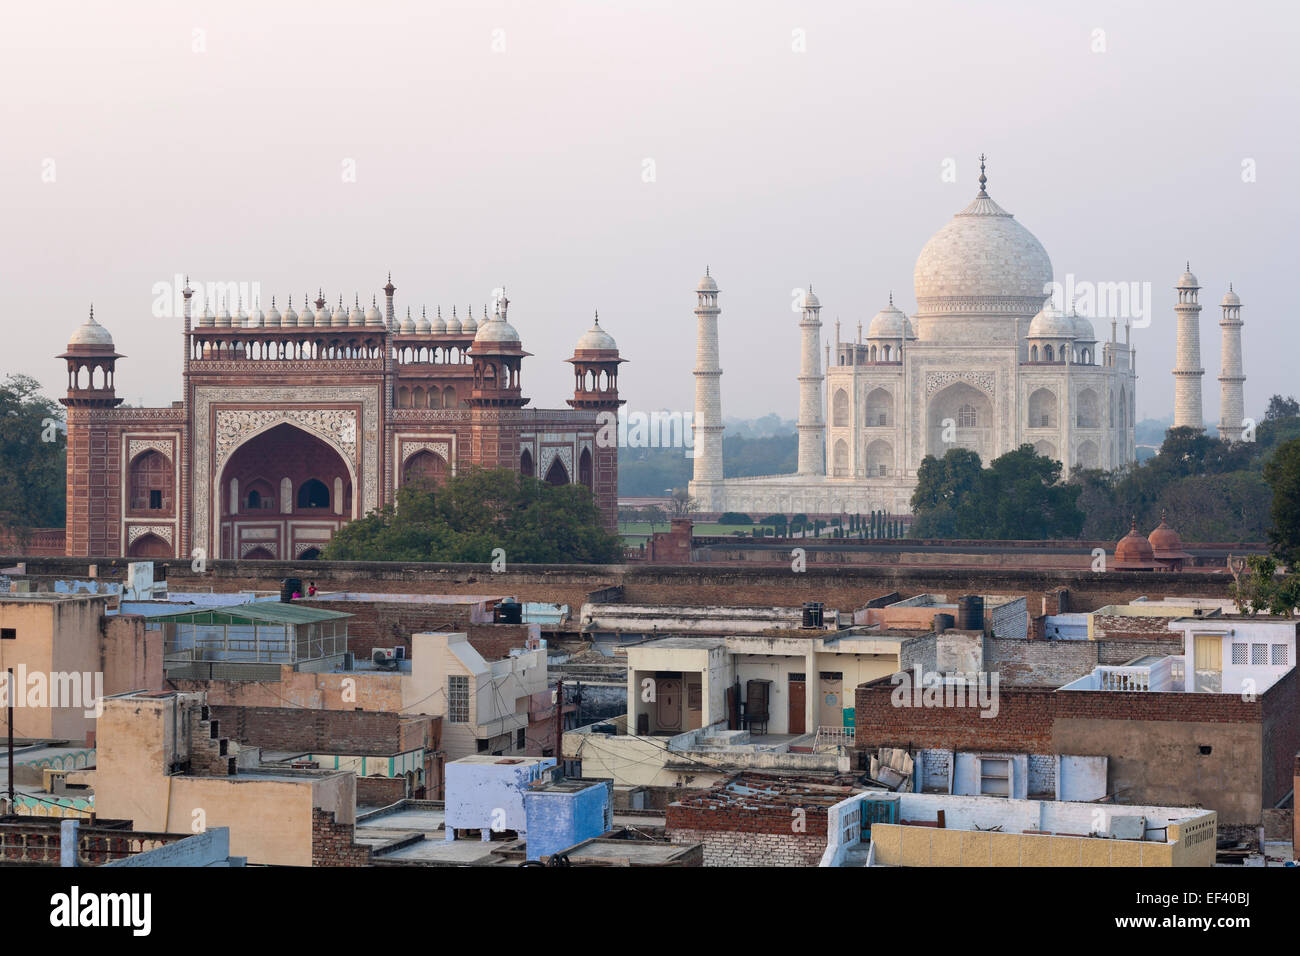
(977, 153, 988, 197)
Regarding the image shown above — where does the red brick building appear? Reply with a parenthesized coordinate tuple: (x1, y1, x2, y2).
(59, 281, 623, 559)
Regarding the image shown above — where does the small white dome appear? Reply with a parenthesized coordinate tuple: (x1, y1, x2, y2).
(401, 308, 417, 333)
(216, 303, 233, 328)
(462, 308, 479, 333)
(697, 272, 718, 292)
(198, 301, 215, 328)
(414, 308, 430, 333)
(474, 316, 521, 345)
(801, 288, 820, 310)
(1027, 304, 1075, 339)
(429, 308, 447, 333)
(264, 300, 282, 328)
(575, 315, 618, 351)
(235, 303, 249, 328)
(281, 299, 298, 327)
(331, 299, 349, 327)
(867, 301, 909, 339)
(1177, 266, 1200, 289)
(348, 298, 365, 327)
(68, 308, 115, 347)
(445, 308, 462, 334)
(365, 297, 384, 326)
(1221, 286, 1240, 307)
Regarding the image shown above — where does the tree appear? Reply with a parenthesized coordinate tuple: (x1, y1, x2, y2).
(909, 445, 1082, 539)
(1229, 555, 1300, 617)
(1263, 437, 1300, 568)
(0, 375, 66, 540)
(668, 488, 696, 517)
(323, 467, 623, 564)
(1265, 395, 1300, 422)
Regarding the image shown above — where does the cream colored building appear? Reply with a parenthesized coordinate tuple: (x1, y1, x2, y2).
(94, 691, 356, 867)
(0, 593, 160, 743)
(178, 631, 547, 762)
(565, 631, 904, 789)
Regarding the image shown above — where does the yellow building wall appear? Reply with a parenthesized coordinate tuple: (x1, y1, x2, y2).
(872, 824, 1196, 867)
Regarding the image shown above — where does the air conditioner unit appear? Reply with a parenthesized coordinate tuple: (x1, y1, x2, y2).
(372, 648, 392, 665)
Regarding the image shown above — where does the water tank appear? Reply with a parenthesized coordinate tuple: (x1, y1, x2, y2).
(956, 595, 984, 631)
(280, 578, 303, 603)
(933, 613, 954, 634)
(494, 600, 523, 624)
(802, 602, 824, 628)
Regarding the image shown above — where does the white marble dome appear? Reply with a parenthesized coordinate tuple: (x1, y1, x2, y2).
(1177, 267, 1200, 289)
(474, 315, 521, 345)
(575, 316, 618, 351)
(697, 272, 718, 293)
(1027, 304, 1075, 339)
(866, 302, 910, 339)
(69, 309, 115, 347)
(1221, 286, 1240, 307)
(913, 193, 1053, 314)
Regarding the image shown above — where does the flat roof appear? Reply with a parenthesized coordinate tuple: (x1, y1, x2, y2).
(145, 602, 353, 625)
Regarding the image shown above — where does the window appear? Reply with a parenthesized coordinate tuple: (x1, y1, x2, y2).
(957, 404, 978, 428)
(448, 675, 470, 723)
(0, 628, 15, 640)
(475, 738, 488, 753)
(297, 478, 330, 509)
(1231, 643, 1248, 665)
(149, 489, 162, 509)
(516, 728, 526, 750)
(1271, 644, 1289, 666)
(1251, 643, 1268, 665)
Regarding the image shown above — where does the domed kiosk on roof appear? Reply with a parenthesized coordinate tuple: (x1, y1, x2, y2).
(1113, 518, 1157, 570)
(1147, 511, 1191, 570)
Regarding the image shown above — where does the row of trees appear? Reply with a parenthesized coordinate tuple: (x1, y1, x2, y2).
(0, 375, 66, 542)
(323, 468, 623, 564)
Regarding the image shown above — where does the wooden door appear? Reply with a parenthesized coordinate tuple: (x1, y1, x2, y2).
(788, 675, 806, 735)
(656, 678, 682, 732)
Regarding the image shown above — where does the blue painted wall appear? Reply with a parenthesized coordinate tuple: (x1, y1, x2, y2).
(523, 781, 612, 861)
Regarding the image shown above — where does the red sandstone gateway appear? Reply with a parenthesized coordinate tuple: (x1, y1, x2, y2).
(59, 280, 623, 559)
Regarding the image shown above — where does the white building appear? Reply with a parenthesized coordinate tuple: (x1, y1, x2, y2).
(689, 158, 1141, 516)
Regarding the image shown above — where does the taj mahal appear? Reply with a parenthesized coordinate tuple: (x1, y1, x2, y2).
(688, 159, 1246, 517)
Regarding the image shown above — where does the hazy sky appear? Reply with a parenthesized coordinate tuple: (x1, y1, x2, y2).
(4, 0, 1296, 425)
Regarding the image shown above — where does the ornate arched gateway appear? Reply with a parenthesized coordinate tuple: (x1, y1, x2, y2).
(218, 422, 356, 561)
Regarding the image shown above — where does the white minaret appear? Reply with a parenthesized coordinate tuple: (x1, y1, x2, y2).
(796, 285, 825, 475)
(1172, 263, 1204, 431)
(690, 269, 724, 503)
(1217, 284, 1246, 442)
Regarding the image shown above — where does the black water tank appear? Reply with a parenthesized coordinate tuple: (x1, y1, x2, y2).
(933, 613, 954, 634)
(802, 602, 824, 628)
(956, 595, 984, 630)
(494, 600, 523, 624)
(280, 578, 303, 603)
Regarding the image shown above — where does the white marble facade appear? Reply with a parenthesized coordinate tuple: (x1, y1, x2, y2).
(689, 164, 1139, 517)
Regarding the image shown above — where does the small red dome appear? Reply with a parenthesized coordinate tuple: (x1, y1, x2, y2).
(1114, 517, 1155, 567)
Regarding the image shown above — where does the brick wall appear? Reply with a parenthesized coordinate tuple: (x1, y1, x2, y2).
(665, 801, 830, 866)
(466, 623, 533, 661)
(856, 679, 1058, 752)
(311, 808, 371, 867)
(356, 775, 408, 807)
(1092, 615, 1179, 641)
(3, 558, 1234, 623)
(211, 705, 404, 754)
(667, 827, 827, 867)
(309, 600, 475, 659)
